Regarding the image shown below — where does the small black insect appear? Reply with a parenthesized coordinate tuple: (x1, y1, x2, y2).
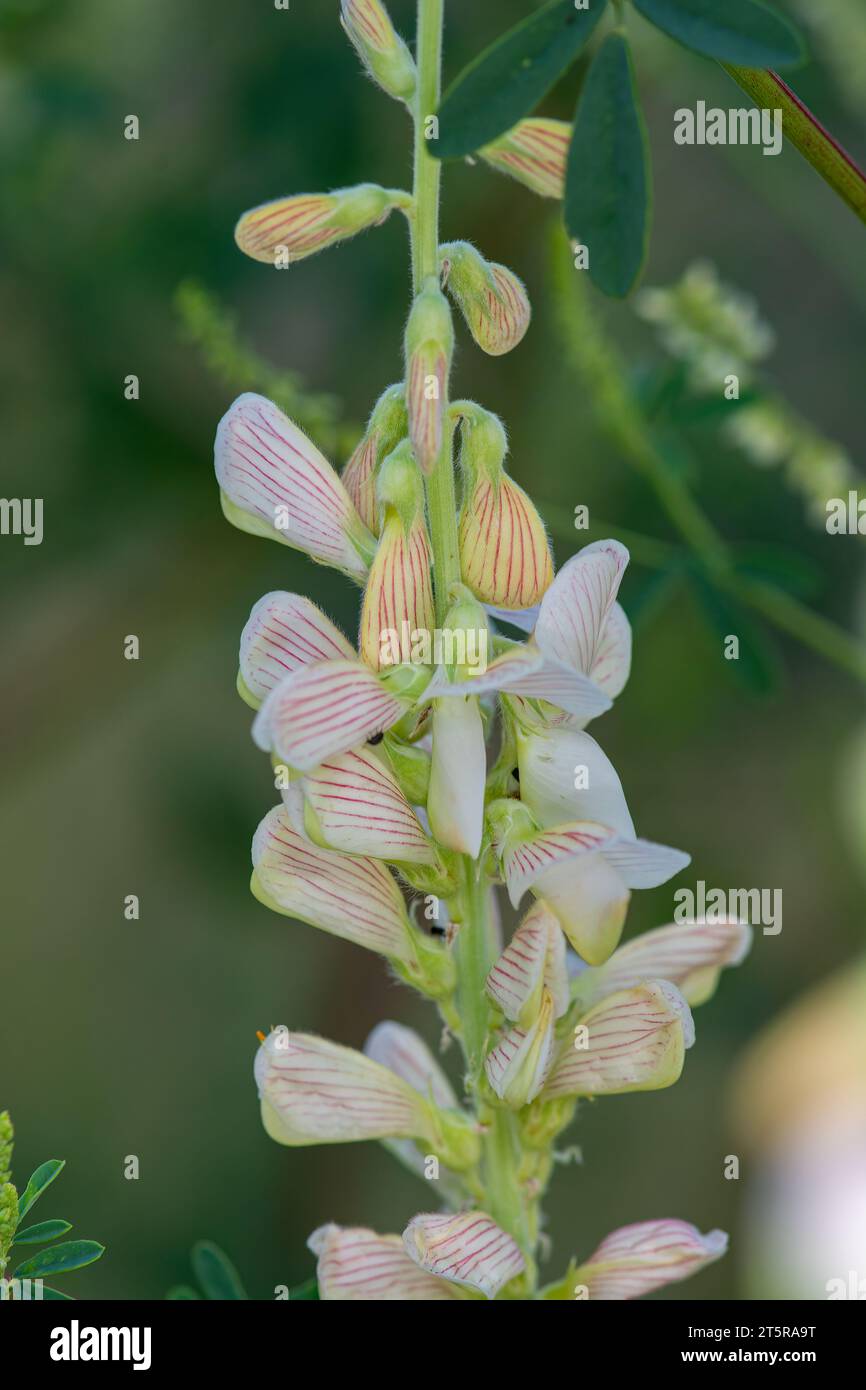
(367, 732, 385, 746)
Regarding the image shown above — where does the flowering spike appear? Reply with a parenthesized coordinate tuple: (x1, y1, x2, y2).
(403, 1211, 525, 1300)
(543, 982, 694, 1099)
(341, 384, 408, 536)
(455, 403, 553, 610)
(253, 657, 407, 772)
(575, 919, 753, 1010)
(479, 119, 571, 200)
(440, 242, 531, 356)
(485, 989, 556, 1106)
(573, 1219, 728, 1300)
(359, 442, 436, 671)
(486, 901, 569, 1025)
(251, 804, 418, 961)
(238, 591, 356, 708)
(405, 277, 453, 474)
(215, 393, 376, 578)
(234, 183, 407, 266)
(340, 0, 417, 103)
(300, 746, 437, 865)
(309, 1224, 461, 1300)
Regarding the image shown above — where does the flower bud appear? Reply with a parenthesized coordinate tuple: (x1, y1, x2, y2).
(341, 383, 408, 535)
(455, 403, 553, 611)
(340, 0, 417, 103)
(405, 278, 453, 474)
(235, 183, 407, 266)
(485, 988, 556, 1107)
(403, 1211, 525, 1300)
(479, 119, 571, 200)
(441, 242, 531, 356)
(359, 442, 436, 672)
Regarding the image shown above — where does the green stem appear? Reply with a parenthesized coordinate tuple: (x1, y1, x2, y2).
(412, 0, 460, 623)
(723, 66, 866, 225)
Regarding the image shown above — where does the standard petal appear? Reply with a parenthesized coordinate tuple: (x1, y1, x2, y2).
(364, 1021, 457, 1109)
(496, 820, 619, 910)
(591, 601, 632, 697)
(535, 540, 629, 679)
(574, 1219, 728, 1300)
(543, 982, 694, 1099)
(479, 118, 571, 199)
(427, 644, 611, 722)
(255, 1030, 434, 1146)
(403, 1211, 525, 1299)
(601, 838, 691, 890)
(251, 804, 416, 961)
(238, 591, 356, 706)
(302, 746, 436, 864)
(486, 901, 569, 1024)
(576, 919, 753, 1010)
(515, 726, 636, 835)
(253, 658, 407, 772)
(215, 393, 374, 578)
(309, 1224, 461, 1300)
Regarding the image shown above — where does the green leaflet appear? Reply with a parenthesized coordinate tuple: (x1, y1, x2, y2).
(633, 0, 806, 70)
(16, 1159, 65, 1222)
(166, 1285, 202, 1300)
(190, 1240, 248, 1300)
(12, 1218, 73, 1245)
(12, 1239, 105, 1280)
(565, 30, 652, 298)
(435, 0, 607, 159)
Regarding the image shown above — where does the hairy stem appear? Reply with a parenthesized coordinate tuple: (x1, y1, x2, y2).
(410, 0, 527, 1266)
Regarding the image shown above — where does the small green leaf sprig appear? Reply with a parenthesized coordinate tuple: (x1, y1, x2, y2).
(0, 1111, 105, 1301)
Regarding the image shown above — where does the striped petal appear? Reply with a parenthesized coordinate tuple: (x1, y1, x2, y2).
(460, 473, 553, 609)
(364, 1021, 457, 1108)
(360, 517, 436, 672)
(485, 603, 540, 634)
(591, 601, 632, 697)
(235, 183, 400, 265)
(215, 393, 375, 578)
(403, 1211, 525, 1299)
(601, 838, 691, 890)
(427, 644, 611, 722)
(301, 746, 435, 864)
(497, 820, 619, 911)
(309, 1224, 461, 1301)
(543, 982, 694, 1099)
(575, 1220, 728, 1300)
(251, 804, 416, 961)
(441, 244, 531, 357)
(485, 991, 556, 1106)
(575, 919, 753, 1010)
(486, 901, 569, 1024)
(255, 1029, 434, 1146)
(479, 118, 571, 200)
(238, 591, 355, 707)
(253, 658, 407, 772)
(341, 383, 408, 537)
(407, 342, 447, 474)
(535, 540, 629, 680)
(515, 726, 635, 835)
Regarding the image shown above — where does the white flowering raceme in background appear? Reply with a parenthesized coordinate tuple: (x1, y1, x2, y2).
(213, 0, 749, 1301)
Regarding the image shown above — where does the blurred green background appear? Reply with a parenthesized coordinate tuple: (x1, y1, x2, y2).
(1, 0, 864, 1300)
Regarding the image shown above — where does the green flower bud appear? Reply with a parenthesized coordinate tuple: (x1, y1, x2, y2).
(441, 241, 531, 356)
(0, 1112, 12, 1187)
(341, 0, 417, 103)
